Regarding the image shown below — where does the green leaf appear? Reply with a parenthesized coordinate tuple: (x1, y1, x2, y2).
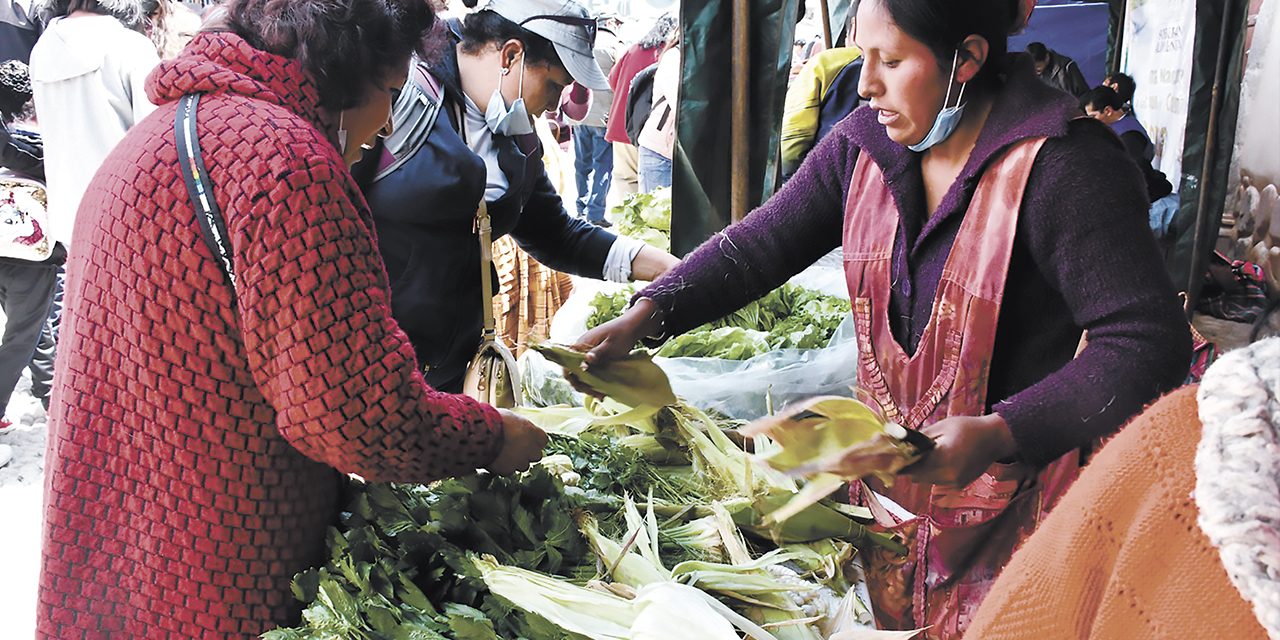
(317, 579, 361, 627)
(366, 603, 401, 633)
(292, 569, 321, 603)
(396, 571, 439, 615)
(445, 603, 500, 640)
(388, 622, 451, 640)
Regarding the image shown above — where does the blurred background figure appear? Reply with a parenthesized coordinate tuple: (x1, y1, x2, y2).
(1025, 40, 1088, 97)
(0, 59, 61, 429)
(28, 0, 160, 252)
(150, 0, 203, 59)
(604, 13, 674, 202)
(780, 5, 863, 180)
(1, 0, 40, 63)
(1104, 70, 1135, 111)
(636, 24, 678, 192)
(1079, 84, 1177, 240)
(564, 17, 617, 227)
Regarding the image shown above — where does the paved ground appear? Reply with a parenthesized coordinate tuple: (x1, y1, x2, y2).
(0, 372, 48, 640)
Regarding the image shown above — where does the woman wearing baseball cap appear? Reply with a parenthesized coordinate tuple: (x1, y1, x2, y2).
(353, 0, 679, 395)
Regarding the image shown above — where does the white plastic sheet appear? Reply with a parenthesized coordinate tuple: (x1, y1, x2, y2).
(534, 249, 859, 420)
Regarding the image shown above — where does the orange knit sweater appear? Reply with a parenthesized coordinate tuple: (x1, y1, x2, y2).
(964, 385, 1268, 639)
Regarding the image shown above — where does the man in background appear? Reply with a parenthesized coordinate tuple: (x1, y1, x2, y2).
(0, 0, 39, 63)
(565, 19, 617, 227)
(1026, 41, 1088, 97)
(1080, 85, 1177, 238)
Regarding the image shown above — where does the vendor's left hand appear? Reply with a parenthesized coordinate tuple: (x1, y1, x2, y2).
(901, 413, 1017, 488)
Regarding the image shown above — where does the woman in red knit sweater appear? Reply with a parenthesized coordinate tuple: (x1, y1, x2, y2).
(37, 0, 546, 637)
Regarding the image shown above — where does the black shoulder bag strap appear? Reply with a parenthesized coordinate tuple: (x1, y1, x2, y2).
(175, 92, 237, 297)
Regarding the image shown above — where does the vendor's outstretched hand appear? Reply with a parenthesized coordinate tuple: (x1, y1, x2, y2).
(486, 409, 548, 475)
(566, 297, 666, 396)
(901, 413, 1017, 488)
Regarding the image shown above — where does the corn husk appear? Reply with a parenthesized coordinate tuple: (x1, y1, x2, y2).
(473, 554, 637, 640)
(742, 396, 926, 481)
(829, 630, 929, 639)
(532, 343, 677, 409)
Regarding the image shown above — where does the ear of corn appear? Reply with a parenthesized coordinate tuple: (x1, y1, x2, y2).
(473, 554, 637, 640)
(741, 396, 929, 529)
(629, 581, 747, 640)
(532, 343, 677, 409)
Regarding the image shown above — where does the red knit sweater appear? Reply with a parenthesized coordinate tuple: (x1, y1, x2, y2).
(37, 32, 505, 638)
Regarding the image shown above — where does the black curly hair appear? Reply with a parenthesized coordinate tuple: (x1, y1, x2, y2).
(0, 60, 33, 123)
(222, 0, 438, 110)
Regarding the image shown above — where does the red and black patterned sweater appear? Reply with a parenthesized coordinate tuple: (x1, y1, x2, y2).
(38, 32, 505, 638)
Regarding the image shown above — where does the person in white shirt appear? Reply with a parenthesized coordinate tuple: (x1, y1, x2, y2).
(29, 0, 160, 249)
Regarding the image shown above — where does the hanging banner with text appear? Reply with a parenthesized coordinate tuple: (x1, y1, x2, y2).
(1121, 0, 1196, 192)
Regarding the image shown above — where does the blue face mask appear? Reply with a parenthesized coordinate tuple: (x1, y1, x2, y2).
(908, 50, 968, 153)
(485, 59, 535, 136)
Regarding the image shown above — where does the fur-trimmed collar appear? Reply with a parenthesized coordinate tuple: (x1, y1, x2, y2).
(1196, 337, 1280, 640)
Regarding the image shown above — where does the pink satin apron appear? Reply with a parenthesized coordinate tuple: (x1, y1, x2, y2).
(842, 138, 1078, 639)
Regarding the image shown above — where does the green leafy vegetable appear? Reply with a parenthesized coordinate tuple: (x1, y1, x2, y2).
(585, 283, 849, 360)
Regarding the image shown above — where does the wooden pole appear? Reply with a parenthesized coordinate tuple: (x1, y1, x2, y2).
(1185, 0, 1240, 317)
(819, 0, 833, 49)
(731, 0, 750, 222)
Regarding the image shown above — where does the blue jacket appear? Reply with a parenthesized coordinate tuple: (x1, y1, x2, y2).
(356, 31, 616, 392)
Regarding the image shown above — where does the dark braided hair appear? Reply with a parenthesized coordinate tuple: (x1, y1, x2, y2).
(222, 0, 437, 110)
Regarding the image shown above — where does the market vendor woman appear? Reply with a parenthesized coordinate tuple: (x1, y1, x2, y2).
(574, 0, 1191, 636)
(353, 0, 679, 394)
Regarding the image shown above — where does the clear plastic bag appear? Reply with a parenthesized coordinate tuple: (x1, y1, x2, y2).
(538, 249, 858, 420)
(657, 314, 859, 420)
(519, 347, 585, 408)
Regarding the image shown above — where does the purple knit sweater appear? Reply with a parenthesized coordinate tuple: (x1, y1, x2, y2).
(641, 54, 1191, 467)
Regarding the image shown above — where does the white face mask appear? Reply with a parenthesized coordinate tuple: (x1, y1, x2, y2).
(908, 49, 968, 153)
(485, 58, 534, 136)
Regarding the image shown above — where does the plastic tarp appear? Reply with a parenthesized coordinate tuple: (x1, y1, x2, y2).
(535, 249, 860, 421)
(670, 0, 802, 256)
(1009, 3, 1112, 89)
(1171, 0, 1250, 290)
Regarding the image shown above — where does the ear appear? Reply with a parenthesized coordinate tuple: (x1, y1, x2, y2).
(955, 35, 989, 84)
(499, 39, 525, 69)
